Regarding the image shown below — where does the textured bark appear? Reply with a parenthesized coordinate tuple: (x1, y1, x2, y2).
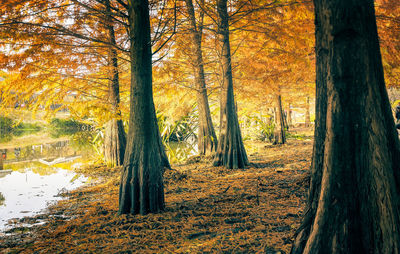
(291, 0, 400, 253)
(274, 94, 286, 144)
(118, 0, 170, 215)
(305, 96, 311, 127)
(104, 119, 125, 167)
(103, 0, 126, 167)
(213, 0, 248, 169)
(184, 0, 217, 156)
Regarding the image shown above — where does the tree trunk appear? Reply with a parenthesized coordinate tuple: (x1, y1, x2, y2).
(118, 0, 170, 215)
(103, 0, 126, 167)
(104, 118, 125, 167)
(273, 94, 286, 144)
(213, 0, 248, 169)
(305, 96, 311, 127)
(288, 103, 293, 127)
(283, 110, 289, 131)
(184, 0, 218, 156)
(291, 0, 400, 253)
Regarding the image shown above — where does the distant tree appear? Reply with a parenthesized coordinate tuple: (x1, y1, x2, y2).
(118, 0, 170, 215)
(304, 96, 311, 127)
(103, 0, 126, 167)
(376, 0, 400, 89)
(291, 0, 400, 253)
(212, 0, 248, 169)
(273, 94, 285, 144)
(0, 0, 129, 166)
(183, 0, 218, 156)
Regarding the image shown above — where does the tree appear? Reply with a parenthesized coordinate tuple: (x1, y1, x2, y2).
(376, 0, 400, 89)
(103, 0, 126, 167)
(230, 0, 315, 131)
(118, 0, 170, 215)
(213, 0, 248, 169)
(304, 96, 311, 127)
(0, 0, 130, 166)
(291, 0, 400, 253)
(273, 93, 286, 144)
(183, 0, 218, 156)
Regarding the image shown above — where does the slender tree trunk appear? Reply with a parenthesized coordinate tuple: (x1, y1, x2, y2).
(305, 96, 311, 127)
(273, 94, 286, 144)
(184, 0, 217, 156)
(291, 0, 400, 253)
(288, 103, 292, 127)
(283, 111, 289, 131)
(118, 0, 170, 215)
(213, 0, 248, 169)
(103, 0, 126, 167)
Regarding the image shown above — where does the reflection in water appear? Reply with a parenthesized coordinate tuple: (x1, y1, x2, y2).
(0, 192, 4, 206)
(1, 140, 74, 164)
(0, 134, 95, 233)
(0, 135, 96, 167)
(0, 168, 87, 232)
(0, 134, 12, 143)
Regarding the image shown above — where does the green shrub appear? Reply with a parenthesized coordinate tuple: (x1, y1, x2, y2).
(0, 116, 13, 134)
(242, 115, 275, 142)
(157, 110, 197, 143)
(13, 122, 42, 137)
(49, 118, 85, 138)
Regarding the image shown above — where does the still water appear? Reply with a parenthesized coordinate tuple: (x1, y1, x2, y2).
(0, 139, 92, 233)
(0, 168, 87, 233)
(0, 136, 197, 234)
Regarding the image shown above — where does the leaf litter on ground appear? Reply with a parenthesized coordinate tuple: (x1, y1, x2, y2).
(0, 139, 312, 254)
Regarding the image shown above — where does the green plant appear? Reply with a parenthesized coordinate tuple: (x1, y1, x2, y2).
(157, 109, 197, 143)
(286, 132, 307, 140)
(164, 141, 197, 164)
(242, 115, 275, 142)
(49, 118, 88, 138)
(13, 122, 42, 137)
(0, 116, 13, 134)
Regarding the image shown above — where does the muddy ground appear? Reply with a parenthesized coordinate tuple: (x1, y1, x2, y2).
(0, 139, 312, 253)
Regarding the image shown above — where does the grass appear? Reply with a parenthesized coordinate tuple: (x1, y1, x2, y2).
(1, 139, 312, 253)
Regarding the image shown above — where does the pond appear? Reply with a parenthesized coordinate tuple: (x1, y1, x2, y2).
(0, 139, 93, 234)
(0, 135, 197, 234)
(0, 168, 87, 233)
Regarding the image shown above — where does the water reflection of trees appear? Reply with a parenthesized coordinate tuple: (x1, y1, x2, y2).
(0, 192, 5, 206)
(2, 140, 73, 162)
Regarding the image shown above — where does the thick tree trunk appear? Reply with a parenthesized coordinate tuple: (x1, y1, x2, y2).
(274, 94, 286, 144)
(213, 0, 248, 169)
(304, 96, 311, 127)
(291, 1, 400, 253)
(118, 0, 170, 215)
(184, 0, 218, 156)
(104, 118, 125, 167)
(103, 0, 126, 167)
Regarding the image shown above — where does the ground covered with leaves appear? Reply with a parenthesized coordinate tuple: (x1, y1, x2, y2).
(1, 139, 312, 254)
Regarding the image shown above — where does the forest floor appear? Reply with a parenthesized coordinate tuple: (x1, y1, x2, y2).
(0, 132, 313, 253)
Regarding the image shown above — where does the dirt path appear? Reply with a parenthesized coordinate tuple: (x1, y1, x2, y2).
(0, 139, 312, 253)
